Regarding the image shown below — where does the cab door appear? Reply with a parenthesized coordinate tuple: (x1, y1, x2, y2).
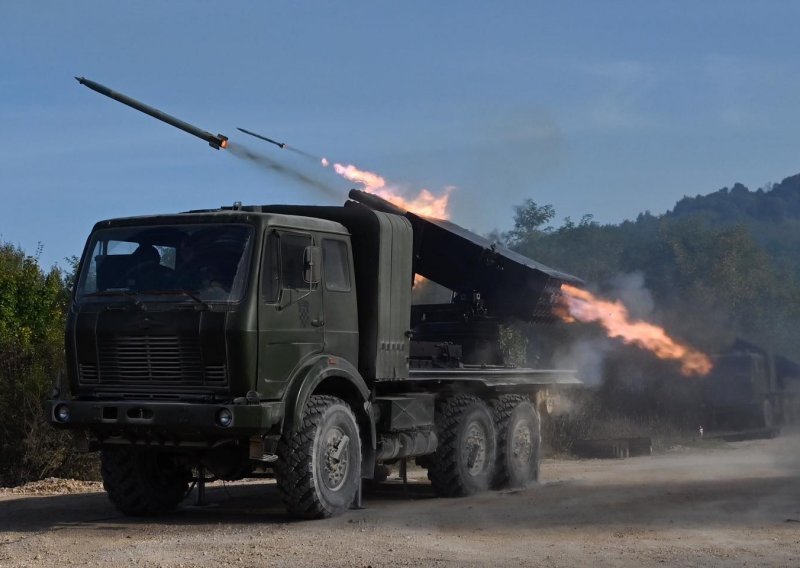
(319, 236, 358, 362)
(257, 229, 324, 396)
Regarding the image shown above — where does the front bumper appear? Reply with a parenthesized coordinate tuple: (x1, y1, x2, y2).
(48, 399, 284, 447)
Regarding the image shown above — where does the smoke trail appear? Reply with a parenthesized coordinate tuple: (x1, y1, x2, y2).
(227, 142, 343, 200)
(285, 145, 323, 161)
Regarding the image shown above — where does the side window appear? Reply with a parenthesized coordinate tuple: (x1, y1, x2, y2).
(107, 240, 138, 255)
(323, 239, 351, 292)
(261, 231, 280, 303)
(280, 233, 312, 289)
(156, 246, 176, 269)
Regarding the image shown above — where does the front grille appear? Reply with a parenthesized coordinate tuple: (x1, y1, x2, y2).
(90, 336, 226, 388)
(79, 363, 98, 383)
(204, 364, 228, 383)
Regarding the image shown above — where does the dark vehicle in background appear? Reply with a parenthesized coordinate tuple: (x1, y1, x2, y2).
(702, 339, 800, 432)
(49, 191, 580, 519)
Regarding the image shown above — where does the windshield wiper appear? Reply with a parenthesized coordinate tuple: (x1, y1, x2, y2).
(84, 289, 138, 297)
(139, 289, 211, 310)
(84, 288, 211, 310)
(84, 289, 146, 311)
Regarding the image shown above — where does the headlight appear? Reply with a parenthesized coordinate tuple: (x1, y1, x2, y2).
(54, 404, 70, 423)
(216, 408, 233, 428)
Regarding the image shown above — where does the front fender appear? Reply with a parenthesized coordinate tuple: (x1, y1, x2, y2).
(283, 354, 374, 447)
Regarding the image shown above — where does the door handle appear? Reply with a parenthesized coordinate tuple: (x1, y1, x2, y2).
(311, 319, 325, 327)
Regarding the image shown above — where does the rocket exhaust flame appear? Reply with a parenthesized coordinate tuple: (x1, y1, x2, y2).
(557, 284, 713, 376)
(321, 161, 452, 286)
(323, 161, 453, 219)
(324, 161, 451, 290)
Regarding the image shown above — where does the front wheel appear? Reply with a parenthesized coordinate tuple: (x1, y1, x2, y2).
(428, 395, 497, 497)
(100, 449, 190, 516)
(275, 395, 362, 519)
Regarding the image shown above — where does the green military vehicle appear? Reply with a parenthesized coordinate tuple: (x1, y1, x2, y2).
(702, 339, 800, 433)
(49, 189, 581, 518)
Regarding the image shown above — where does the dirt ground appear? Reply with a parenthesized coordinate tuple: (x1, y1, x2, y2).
(2, 433, 799, 568)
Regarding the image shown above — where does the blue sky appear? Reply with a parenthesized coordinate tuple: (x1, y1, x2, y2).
(2, 2, 799, 269)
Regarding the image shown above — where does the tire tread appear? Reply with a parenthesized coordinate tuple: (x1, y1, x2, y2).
(275, 395, 358, 519)
(100, 449, 188, 516)
(490, 394, 540, 489)
(428, 394, 494, 497)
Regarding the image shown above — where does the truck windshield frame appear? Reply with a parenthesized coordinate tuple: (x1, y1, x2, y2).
(75, 223, 255, 304)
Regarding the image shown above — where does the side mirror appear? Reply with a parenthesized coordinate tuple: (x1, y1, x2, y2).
(303, 246, 322, 285)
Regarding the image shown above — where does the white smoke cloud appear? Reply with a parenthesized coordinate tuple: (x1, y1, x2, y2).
(554, 271, 656, 385)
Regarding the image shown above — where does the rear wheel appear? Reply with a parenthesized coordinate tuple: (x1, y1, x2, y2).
(428, 395, 496, 497)
(100, 449, 190, 516)
(275, 395, 361, 518)
(491, 395, 540, 489)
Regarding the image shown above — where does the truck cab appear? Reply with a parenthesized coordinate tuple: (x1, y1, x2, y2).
(58, 209, 364, 440)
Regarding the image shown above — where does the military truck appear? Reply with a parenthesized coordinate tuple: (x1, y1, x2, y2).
(48, 189, 581, 518)
(702, 339, 800, 432)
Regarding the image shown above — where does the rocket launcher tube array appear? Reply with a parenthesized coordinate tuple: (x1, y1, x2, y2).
(347, 189, 583, 322)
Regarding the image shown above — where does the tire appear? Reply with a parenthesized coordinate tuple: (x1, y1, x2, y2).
(491, 395, 541, 489)
(428, 394, 497, 497)
(275, 395, 362, 519)
(760, 399, 774, 429)
(100, 449, 190, 516)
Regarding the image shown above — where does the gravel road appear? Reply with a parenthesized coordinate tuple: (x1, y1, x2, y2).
(2, 434, 799, 567)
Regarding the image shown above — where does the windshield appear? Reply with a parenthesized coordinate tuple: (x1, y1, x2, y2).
(76, 224, 254, 303)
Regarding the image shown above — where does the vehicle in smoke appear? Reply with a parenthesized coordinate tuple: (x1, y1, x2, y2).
(702, 338, 800, 432)
(48, 191, 581, 519)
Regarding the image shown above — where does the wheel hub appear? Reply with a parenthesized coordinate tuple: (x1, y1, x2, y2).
(323, 427, 350, 491)
(463, 421, 487, 475)
(511, 422, 533, 467)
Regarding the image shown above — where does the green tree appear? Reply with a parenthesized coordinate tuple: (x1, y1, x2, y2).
(504, 199, 555, 249)
(0, 243, 93, 486)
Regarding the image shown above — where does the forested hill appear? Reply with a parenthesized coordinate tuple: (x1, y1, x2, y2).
(502, 172, 800, 356)
(670, 173, 800, 224)
(667, 173, 800, 278)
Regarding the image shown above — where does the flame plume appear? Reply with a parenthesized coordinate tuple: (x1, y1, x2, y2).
(323, 160, 453, 219)
(323, 160, 452, 288)
(557, 284, 713, 376)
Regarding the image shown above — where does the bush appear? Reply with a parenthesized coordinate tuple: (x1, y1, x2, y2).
(0, 243, 98, 486)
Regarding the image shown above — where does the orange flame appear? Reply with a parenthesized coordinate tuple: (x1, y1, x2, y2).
(558, 284, 713, 376)
(322, 160, 453, 219)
